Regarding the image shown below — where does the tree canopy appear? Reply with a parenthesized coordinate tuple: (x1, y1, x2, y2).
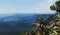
(50, 0, 60, 13)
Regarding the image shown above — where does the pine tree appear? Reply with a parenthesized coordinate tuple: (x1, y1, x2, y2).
(50, 0, 60, 13)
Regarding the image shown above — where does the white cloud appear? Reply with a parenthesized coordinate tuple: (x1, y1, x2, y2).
(0, 0, 56, 14)
(13, 0, 55, 14)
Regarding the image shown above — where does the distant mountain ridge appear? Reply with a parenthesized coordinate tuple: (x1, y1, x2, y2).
(0, 13, 55, 32)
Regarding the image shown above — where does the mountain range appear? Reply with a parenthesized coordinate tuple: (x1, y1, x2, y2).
(0, 13, 55, 32)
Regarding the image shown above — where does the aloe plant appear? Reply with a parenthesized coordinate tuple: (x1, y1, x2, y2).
(36, 17, 43, 24)
(45, 26, 58, 35)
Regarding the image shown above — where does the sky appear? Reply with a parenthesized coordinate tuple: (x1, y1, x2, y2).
(0, 0, 56, 14)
